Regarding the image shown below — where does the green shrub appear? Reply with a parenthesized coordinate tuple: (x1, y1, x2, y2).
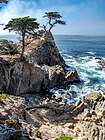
(0, 93, 8, 104)
(9, 133, 22, 140)
(35, 129, 42, 139)
(0, 93, 8, 98)
(55, 136, 73, 140)
(5, 119, 21, 130)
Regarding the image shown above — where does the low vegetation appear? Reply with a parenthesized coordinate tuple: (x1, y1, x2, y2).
(35, 129, 42, 139)
(9, 133, 22, 140)
(55, 136, 73, 140)
(0, 93, 8, 98)
(0, 93, 8, 104)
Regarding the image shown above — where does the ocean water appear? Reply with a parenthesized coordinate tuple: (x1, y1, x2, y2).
(52, 35, 105, 103)
(0, 35, 20, 42)
(0, 35, 105, 103)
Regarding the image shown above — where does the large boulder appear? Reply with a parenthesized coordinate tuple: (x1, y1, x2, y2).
(83, 92, 103, 102)
(65, 70, 80, 83)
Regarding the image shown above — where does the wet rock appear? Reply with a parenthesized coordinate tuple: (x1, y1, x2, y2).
(75, 99, 82, 107)
(83, 92, 103, 102)
(46, 65, 65, 87)
(72, 102, 88, 116)
(65, 70, 80, 83)
(97, 58, 105, 70)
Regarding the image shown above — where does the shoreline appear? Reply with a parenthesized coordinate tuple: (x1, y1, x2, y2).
(0, 92, 105, 140)
(0, 33, 105, 140)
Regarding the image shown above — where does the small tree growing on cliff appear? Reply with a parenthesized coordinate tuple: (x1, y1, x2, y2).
(43, 12, 66, 32)
(4, 16, 39, 59)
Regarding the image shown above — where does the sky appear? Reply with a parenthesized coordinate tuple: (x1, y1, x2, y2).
(0, 0, 105, 35)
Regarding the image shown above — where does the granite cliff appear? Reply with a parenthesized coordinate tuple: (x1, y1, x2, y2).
(0, 32, 80, 95)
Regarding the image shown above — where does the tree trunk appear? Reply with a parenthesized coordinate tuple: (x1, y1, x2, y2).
(48, 18, 53, 32)
(49, 25, 53, 32)
(21, 31, 25, 59)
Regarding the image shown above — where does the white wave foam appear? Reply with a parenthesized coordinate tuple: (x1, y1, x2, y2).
(86, 52, 95, 55)
(50, 53, 105, 103)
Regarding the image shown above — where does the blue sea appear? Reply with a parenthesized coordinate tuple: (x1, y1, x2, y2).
(53, 35, 105, 103)
(0, 35, 105, 103)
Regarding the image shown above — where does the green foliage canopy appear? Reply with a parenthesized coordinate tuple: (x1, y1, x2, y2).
(4, 16, 39, 35)
(55, 136, 73, 140)
(4, 16, 39, 59)
(43, 12, 66, 31)
(43, 12, 62, 19)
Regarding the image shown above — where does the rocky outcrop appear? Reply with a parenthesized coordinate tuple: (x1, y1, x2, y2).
(97, 58, 105, 70)
(0, 40, 18, 55)
(27, 31, 65, 67)
(0, 32, 80, 95)
(0, 92, 104, 140)
(83, 92, 104, 102)
(0, 59, 79, 95)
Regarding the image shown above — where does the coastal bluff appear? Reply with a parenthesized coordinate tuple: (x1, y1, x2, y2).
(0, 32, 79, 95)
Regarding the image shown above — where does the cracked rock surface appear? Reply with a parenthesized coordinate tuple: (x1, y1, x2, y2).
(0, 32, 79, 95)
(0, 92, 104, 140)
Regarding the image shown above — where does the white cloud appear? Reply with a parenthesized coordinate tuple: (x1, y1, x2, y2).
(0, 0, 78, 35)
(0, 0, 105, 35)
(0, 0, 45, 34)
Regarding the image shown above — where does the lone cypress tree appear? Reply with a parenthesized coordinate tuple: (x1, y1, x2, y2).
(43, 12, 66, 32)
(4, 16, 39, 59)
